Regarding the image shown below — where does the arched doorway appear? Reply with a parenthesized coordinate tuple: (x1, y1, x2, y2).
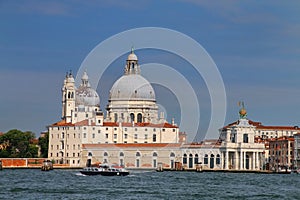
(194, 154, 199, 164)
(170, 152, 175, 169)
(183, 154, 187, 165)
(86, 159, 91, 167)
(189, 154, 193, 168)
(204, 154, 208, 165)
(210, 154, 215, 169)
(216, 154, 221, 165)
(245, 155, 250, 169)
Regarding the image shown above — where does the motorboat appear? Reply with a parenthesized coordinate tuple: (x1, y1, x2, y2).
(80, 164, 129, 176)
(80, 167, 102, 175)
(99, 164, 130, 176)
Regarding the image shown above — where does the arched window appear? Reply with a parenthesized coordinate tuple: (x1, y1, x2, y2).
(71, 92, 74, 98)
(104, 152, 108, 157)
(114, 113, 118, 122)
(120, 152, 124, 157)
(130, 113, 135, 122)
(68, 92, 71, 99)
(170, 152, 175, 157)
(204, 154, 208, 164)
(194, 154, 199, 164)
(88, 152, 92, 157)
(153, 152, 158, 157)
(137, 113, 142, 123)
(243, 134, 249, 143)
(136, 152, 141, 157)
(216, 154, 221, 165)
(183, 153, 187, 164)
(153, 134, 157, 142)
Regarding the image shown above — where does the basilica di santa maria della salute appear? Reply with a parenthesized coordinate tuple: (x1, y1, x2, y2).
(48, 49, 299, 171)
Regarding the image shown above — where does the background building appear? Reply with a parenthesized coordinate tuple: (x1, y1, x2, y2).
(268, 136, 294, 172)
(294, 133, 300, 170)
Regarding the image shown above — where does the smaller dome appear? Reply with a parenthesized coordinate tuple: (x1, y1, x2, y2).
(127, 53, 138, 61)
(75, 72, 100, 107)
(76, 87, 100, 106)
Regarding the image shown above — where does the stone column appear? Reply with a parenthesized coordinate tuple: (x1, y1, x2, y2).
(256, 152, 259, 169)
(243, 151, 246, 169)
(252, 152, 255, 170)
(225, 151, 229, 170)
(240, 151, 243, 170)
(234, 151, 238, 169)
(221, 152, 224, 169)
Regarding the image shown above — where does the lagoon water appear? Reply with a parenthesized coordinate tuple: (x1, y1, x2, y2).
(0, 169, 299, 200)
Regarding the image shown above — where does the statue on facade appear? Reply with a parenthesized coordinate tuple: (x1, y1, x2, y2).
(238, 101, 247, 119)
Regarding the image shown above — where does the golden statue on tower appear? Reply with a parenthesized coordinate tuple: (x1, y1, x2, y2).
(238, 101, 247, 119)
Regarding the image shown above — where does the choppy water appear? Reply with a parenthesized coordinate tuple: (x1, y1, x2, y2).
(0, 169, 299, 200)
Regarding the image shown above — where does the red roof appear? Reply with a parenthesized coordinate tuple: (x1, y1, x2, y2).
(51, 120, 74, 127)
(75, 119, 95, 126)
(269, 136, 294, 142)
(182, 139, 221, 148)
(51, 120, 177, 128)
(103, 122, 178, 128)
(82, 143, 182, 149)
(222, 119, 299, 131)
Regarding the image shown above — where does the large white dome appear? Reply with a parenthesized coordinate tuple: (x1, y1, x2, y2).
(110, 74, 155, 101)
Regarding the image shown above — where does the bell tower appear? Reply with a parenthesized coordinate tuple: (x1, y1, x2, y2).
(62, 71, 76, 123)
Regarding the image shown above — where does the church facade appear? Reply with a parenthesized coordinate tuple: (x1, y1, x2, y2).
(48, 50, 186, 168)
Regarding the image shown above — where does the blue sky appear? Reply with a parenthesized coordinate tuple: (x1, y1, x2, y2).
(0, 0, 300, 140)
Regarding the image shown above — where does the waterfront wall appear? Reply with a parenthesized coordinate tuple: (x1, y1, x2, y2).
(0, 158, 44, 168)
(0, 158, 71, 168)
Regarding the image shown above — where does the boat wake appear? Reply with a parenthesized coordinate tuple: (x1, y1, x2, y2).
(75, 172, 86, 176)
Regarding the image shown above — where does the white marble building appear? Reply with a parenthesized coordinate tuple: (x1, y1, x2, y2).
(219, 107, 265, 170)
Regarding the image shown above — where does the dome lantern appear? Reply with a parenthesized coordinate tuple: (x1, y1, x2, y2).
(124, 48, 140, 75)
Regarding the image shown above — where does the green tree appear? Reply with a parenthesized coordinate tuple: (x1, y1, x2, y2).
(0, 129, 37, 158)
(38, 132, 49, 158)
(27, 144, 39, 157)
